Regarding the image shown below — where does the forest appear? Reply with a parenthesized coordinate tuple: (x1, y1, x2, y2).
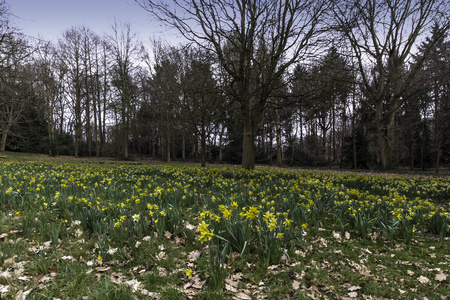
(1, 0, 449, 170)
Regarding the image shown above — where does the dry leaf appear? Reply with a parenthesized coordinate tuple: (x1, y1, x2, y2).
(233, 292, 252, 300)
(348, 286, 361, 292)
(345, 231, 351, 240)
(183, 221, 196, 230)
(191, 277, 206, 289)
(15, 289, 32, 300)
(156, 251, 166, 260)
(125, 279, 141, 292)
(188, 250, 201, 262)
(95, 266, 111, 272)
(332, 231, 341, 239)
(157, 267, 167, 276)
(398, 289, 407, 295)
(0, 270, 12, 278)
(407, 270, 415, 276)
(418, 275, 430, 284)
(435, 273, 446, 282)
(0, 284, 10, 294)
(164, 231, 172, 239)
(292, 280, 300, 290)
(174, 236, 185, 245)
(348, 291, 358, 298)
(39, 275, 53, 283)
(18, 276, 30, 281)
(225, 283, 238, 293)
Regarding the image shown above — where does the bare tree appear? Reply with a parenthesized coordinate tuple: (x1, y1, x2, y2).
(58, 27, 85, 157)
(0, 2, 32, 152)
(107, 21, 144, 159)
(334, 0, 450, 169)
(181, 48, 225, 167)
(33, 41, 65, 156)
(135, 0, 329, 169)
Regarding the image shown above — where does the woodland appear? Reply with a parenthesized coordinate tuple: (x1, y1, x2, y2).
(1, 0, 449, 170)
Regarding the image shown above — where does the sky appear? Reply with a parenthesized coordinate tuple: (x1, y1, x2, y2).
(8, 0, 181, 44)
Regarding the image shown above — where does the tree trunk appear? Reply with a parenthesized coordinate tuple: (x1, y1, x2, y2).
(182, 134, 186, 160)
(218, 126, 224, 161)
(242, 115, 256, 170)
(275, 108, 282, 166)
(0, 126, 11, 152)
(200, 132, 206, 167)
(166, 135, 171, 163)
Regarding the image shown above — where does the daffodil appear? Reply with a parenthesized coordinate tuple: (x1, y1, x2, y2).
(185, 268, 193, 278)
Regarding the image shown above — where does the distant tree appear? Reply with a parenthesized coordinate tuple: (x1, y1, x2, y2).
(58, 27, 85, 157)
(33, 41, 64, 155)
(107, 21, 144, 159)
(181, 49, 225, 167)
(135, 0, 330, 169)
(411, 24, 450, 172)
(148, 44, 182, 162)
(0, 14, 32, 152)
(334, 0, 450, 169)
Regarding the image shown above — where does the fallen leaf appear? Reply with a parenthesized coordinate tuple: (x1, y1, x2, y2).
(225, 283, 238, 293)
(348, 286, 361, 292)
(107, 248, 118, 255)
(187, 250, 201, 262)
(157, 267, 167, 276)
(18, 276, 30, 281)
(15, 289, 32, 300)
(164, 231, 172, 239)
(292, 280, 300, 290)
(156, 252, 165, 260)
(0, 270, 11, 278)
(348, 291, 358, 298)
(407, 270, 415, 276)
(125, 279, 141, 292)
(183, 221, 196, 230)
(398, 289, 407, 295)
(95, 266, 111, 272)
(435, 273, 446, 282)
(191, 277, 206, 289)
(0, 284, 9, 294)
(174, 236, 185, 245)
(233, 292, 252, 300)
(418, 275, 430, 284)
(39, 275, 53, 283)
(345, 231, 351, 240)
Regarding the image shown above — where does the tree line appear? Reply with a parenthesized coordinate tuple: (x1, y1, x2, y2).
(1, 0, 449, 170)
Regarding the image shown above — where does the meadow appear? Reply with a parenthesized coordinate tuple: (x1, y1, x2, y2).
(0, 156, 449, 299)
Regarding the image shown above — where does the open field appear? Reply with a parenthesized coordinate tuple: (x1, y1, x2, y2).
(0, 153, 449, 299)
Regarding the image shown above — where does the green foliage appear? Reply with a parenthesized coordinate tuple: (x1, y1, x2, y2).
(0, 161, 448, 298)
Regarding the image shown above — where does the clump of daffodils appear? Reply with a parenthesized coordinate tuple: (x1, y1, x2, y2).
(198, 221, 215, 243)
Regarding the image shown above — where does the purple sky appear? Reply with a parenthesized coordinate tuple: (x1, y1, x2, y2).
(8, 0, 180, 43)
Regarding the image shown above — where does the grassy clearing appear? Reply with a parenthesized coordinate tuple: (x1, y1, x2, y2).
(0, 154, 449, 299)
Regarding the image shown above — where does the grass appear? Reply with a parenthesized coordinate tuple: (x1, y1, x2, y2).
(0, 152, 449, 299)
